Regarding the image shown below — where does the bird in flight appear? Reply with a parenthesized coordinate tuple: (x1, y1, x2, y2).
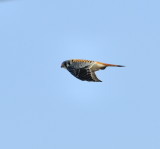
(61, 59, 125, 82)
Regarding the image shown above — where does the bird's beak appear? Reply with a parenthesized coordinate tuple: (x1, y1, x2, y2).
(61, 63, 64, 68)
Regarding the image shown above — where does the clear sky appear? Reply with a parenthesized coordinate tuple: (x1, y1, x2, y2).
(0, 0, 160, 149)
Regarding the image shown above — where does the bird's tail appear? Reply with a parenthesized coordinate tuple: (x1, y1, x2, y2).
(97, 62, 125, 67)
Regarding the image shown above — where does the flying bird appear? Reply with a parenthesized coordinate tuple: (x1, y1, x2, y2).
(61, 59, 125, 82)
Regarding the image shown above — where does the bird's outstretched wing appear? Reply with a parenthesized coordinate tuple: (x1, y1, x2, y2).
(67, 66, 102, 82)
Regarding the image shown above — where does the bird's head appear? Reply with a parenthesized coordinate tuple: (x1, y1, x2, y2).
(61, 61, 67, 69)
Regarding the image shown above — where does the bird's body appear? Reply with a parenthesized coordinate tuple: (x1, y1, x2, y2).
(61, 59, 124, 82)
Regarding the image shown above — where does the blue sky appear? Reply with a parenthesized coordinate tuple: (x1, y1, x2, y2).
(0, 0, 160, 149)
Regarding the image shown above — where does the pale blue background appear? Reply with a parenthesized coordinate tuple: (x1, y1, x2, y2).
(0, 0, 160, 149)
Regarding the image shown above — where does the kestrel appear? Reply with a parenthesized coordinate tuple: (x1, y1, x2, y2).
(61, 59, 125, 82)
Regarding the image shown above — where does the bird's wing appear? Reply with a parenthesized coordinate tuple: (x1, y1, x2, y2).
(67, 66, 102, 82)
